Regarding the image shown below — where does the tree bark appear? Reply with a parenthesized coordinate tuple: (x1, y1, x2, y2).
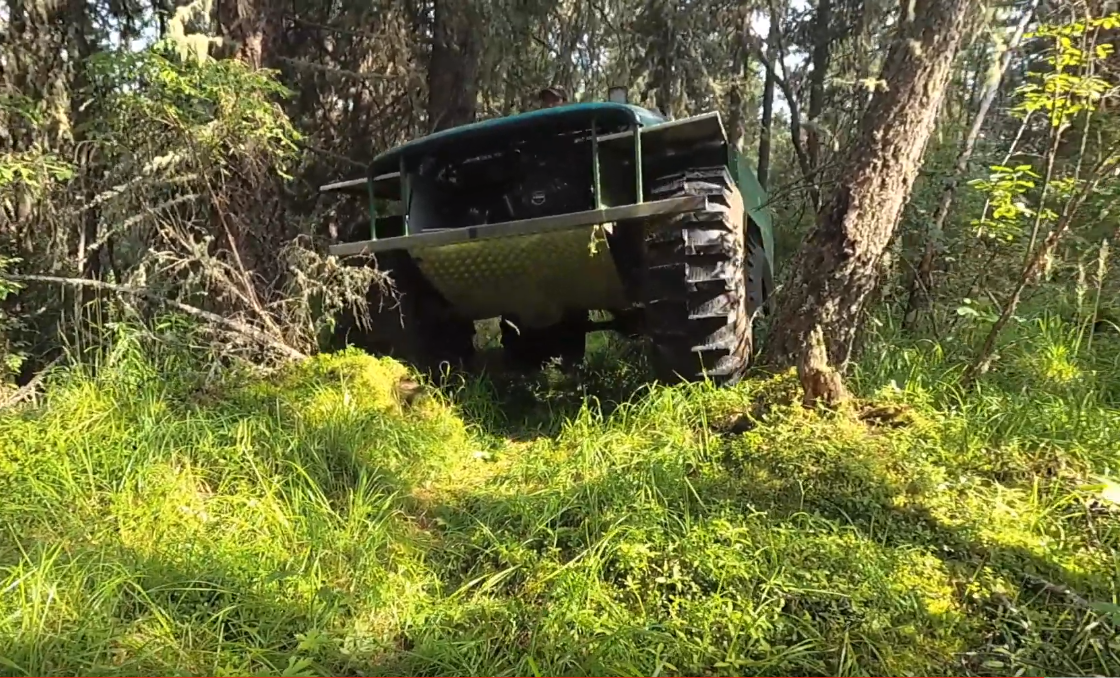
(756, 6, 780, 188)
(427, 0, 481, 132)
(215, 0, 280, 69)
(761, 0, 977, 406)
(807, 0, 831, 170)
(653, 17, 675, 117)
(728, 79, 746, 153)
(67, 0, 98, 279)
(727, 6, 751, 154)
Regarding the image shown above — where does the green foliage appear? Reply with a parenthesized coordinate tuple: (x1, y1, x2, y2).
(0, 324, 1117, 676)
(969, 13, 1120, 241)
(0, 257, 25, 381)
(0, 145, 74, 192)
(968, 164, 1044, 241)
(89, 45, 301, 177)
(1014, 14, 1119, 126)
(0, 96, 74, 193)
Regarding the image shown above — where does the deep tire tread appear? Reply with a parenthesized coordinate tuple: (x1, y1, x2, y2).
(643, 166, 752, 385)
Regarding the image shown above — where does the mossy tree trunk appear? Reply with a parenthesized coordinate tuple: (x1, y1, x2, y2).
(762, 0, 978, 406)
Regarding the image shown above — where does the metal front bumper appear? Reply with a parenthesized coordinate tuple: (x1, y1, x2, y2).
(328, 196, 707, 326)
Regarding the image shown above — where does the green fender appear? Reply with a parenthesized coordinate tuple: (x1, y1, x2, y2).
(730, 147, 776, 275)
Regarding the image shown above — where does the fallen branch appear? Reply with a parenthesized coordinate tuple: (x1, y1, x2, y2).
(0, 356, 62, 411)
(1021, 572, 1094, 610)
(87, 193, 201, 256)
(3, 274, 307, 361)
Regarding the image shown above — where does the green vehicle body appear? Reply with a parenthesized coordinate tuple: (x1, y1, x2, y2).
(323, 99, 775, 380)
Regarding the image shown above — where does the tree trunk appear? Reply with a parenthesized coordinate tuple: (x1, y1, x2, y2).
(807, 0, 831, 170)
(728, 80, 746, 153)
(757, 8, 780, 188)
(727, 6, 750, 154)
(761, 0, 977, 406)
(67, 0, 103, 335)
(215, 0, 279, 69)
(653, 18, 674, 117)
(428, 0, 481, 132)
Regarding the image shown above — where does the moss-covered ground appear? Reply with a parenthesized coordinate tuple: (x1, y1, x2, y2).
(1, 321, 1118, 676)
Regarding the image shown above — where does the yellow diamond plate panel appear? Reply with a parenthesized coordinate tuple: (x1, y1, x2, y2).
(411, 226, 628, 326)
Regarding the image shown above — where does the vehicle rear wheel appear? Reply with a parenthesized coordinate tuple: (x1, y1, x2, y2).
(640, 166, 753, 386)
(501, 312, 587, 371)
(331, 250, 475, 374)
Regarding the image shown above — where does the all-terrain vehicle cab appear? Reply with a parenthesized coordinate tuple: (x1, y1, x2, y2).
(323, 92, 775, 385)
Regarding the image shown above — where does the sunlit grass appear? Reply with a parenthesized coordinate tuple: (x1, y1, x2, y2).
(0, 322, 1118, 676)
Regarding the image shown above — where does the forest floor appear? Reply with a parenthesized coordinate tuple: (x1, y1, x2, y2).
(1, 322, 1118, 676)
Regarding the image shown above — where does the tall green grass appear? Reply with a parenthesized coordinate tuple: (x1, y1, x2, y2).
(0, 320, 1117, 676)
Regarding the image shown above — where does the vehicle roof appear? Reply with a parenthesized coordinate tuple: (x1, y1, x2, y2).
(369, 102, 666, 175)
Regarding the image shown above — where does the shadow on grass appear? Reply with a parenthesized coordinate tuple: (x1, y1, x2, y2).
(374, 468, 944, 675)
(5, 339, 1116, 677)
(383, 422, 1120, 677)
(448, 334, 654, 443)
(0, 538, 373, 676)
(711, 436, 1120, 676)
(743, 466, 1119, 675)
(0, 360, 449, 676)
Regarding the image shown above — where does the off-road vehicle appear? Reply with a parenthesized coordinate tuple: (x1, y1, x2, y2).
(322, 91, 775, 385)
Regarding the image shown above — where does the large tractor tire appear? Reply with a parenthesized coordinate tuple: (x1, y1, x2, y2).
(641, 166, 755, 386)
(501, 311, 587, 371)
(331, 250, 475, 374)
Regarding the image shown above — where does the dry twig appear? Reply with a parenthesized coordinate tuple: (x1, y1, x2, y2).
(3, 274, 307, 361)
(0, 356, 63, 410)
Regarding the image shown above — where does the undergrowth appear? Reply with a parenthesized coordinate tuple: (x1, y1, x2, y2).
(0, 317, 1118, 676)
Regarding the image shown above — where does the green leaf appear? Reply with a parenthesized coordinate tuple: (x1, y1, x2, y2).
(1091, 602, 1120, 623)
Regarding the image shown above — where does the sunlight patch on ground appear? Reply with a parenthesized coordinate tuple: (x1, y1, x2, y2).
(1, 331, 1118, 676)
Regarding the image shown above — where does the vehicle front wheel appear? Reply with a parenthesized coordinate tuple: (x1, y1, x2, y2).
(640, 166, 754, 386)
